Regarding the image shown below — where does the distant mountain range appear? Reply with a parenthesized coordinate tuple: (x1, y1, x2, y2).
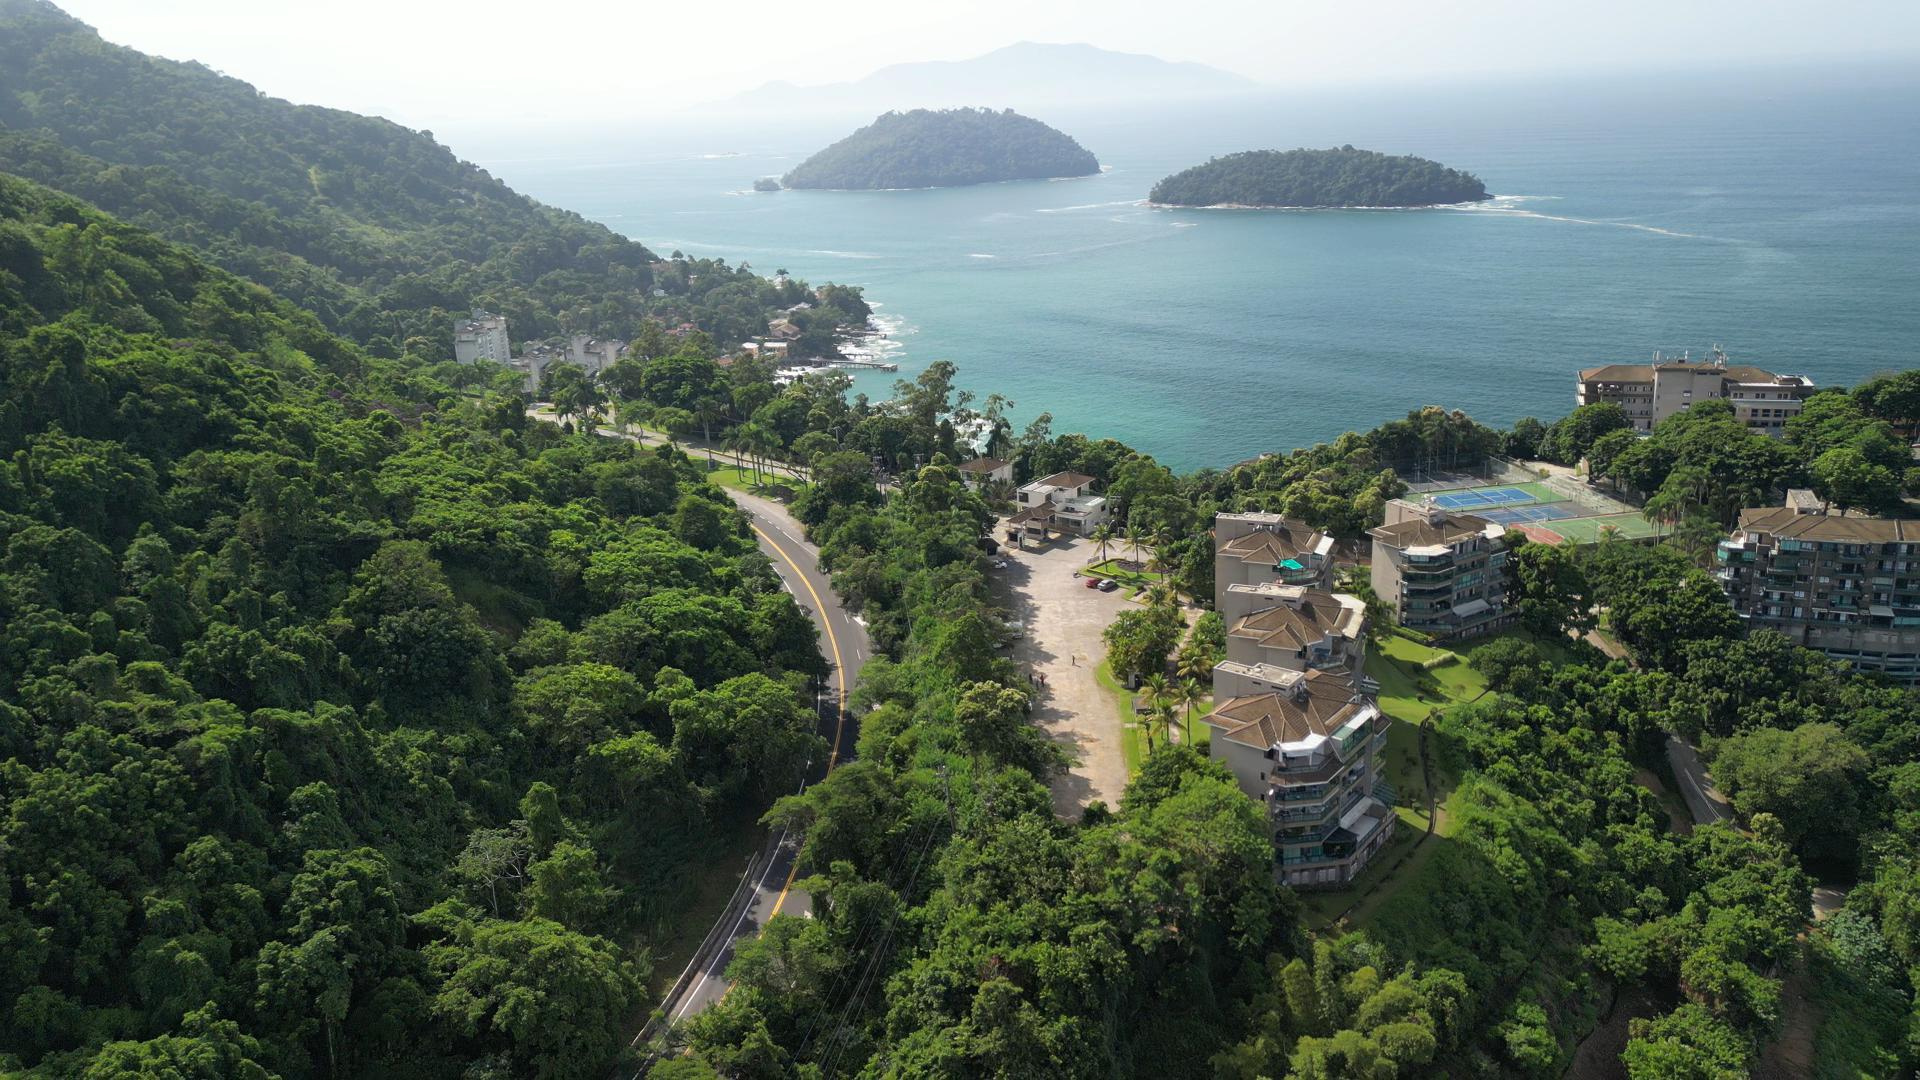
(707, 42, 1260, 115)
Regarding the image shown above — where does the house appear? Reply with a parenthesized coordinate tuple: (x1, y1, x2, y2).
(453, 309, 510, 365)
(1716, 490, 1920, 684)
(956, 457, 1013, 490)
(768, 319, 804, 342)
(566, 334, 626, 376)
(1368, 502, 1511, 640)
(1202, 666, 1395, 889)
(1576, 348, 1815, 434)
(1008, 471, 1109, 540)
(1215, 512, 1346, 590)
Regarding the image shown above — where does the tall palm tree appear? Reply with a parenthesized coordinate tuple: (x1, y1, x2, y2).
(1123, 521, 1144, 568)
(1175, 648, 1215, 690)
(722, 428, 750, 475)
(1139, 672, 1171, 749)
(1176, 677, 1208, 747)
(1091, 523, 1115, 563)
(1144, 581, 1178, 611)
(1151, 698, 1181, 751)
(693, 396, 727, 465)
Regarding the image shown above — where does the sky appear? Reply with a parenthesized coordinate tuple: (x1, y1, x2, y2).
(50, 0, 1920, 132)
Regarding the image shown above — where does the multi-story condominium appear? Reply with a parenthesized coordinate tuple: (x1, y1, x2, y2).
(1215, 512, 1345, 590)
(453, 309, 511, 365)
(1716, 491, 1920, 685)
(1369, 502, 1511, 640)
(1007, 471, 1109, 539)
(1202, 512, 1391, 889)
(566, 334, 627, 376)
(1203, 665, 1395, 889)
(1575, 349, 1815, 433)
(1221, 583, 1368, 673)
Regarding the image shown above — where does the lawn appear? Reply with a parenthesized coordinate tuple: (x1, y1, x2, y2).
(701, 460, 809, 497)
(1093, 660, 1209, 775)
(1365, 633, 1489, 724)
(1082, 557, 1165, 592)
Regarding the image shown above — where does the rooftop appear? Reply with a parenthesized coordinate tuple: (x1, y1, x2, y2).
(1370, 510, 1498, 549)
(1577, 359, 1803, 386)
(1734, 505, 1920, 544)
(1203, 669, 1375, 751)
(1229, 590, 1366, 651)
(1218, 518, 1336, 564)
(957, 457, 1010, 474)
(1027, 471, 1096, 490)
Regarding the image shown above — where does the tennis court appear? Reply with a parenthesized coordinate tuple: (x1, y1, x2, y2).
(1523, 512, 1664, 544)
(1476, 503, 1578, 525)
(1425, 481, 1557, 511)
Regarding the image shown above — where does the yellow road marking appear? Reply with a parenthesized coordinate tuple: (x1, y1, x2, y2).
(749, 519, 848, 919)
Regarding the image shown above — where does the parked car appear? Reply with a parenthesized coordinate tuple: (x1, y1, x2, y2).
(1084, 576, 1101, 589)
(1097, 579, 1119, 592)
(990, 557, 1008, 569)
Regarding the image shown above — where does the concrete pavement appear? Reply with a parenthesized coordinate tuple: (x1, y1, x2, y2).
(1664, 733, 1734, 826)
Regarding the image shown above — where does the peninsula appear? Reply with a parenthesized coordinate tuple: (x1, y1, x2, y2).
(1149, 145, 1490, 208)
(781, 107, 1100, 190)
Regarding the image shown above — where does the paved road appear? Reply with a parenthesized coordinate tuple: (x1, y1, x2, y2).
(534, 409, 873, 1032)
(1665, 733, 1734, 826)
(667, 487, 868, 1018)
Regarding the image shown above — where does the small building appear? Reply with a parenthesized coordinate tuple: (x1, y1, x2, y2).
(566, 334, 626, 376)
(1010, 471, 1109, 539)
(1368, 502, 1511, 640)
(1215, 512, 1346, 590)
(453, 309, 511, 365)
(1717, 490, 1920, 685)
(1576, 348, 1814, 434)
(956, 457, 1013, 490)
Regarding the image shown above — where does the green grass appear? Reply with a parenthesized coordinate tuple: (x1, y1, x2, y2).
(1366, 634, 1489, 724)
(1095, 660, 1151, 772)
(1082, 557, 1165, 590)
(1531, 511, 1662, 543)
(700, 460, 809, 496)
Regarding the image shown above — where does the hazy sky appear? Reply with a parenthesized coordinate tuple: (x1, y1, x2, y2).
(52, 0, 1920, 129)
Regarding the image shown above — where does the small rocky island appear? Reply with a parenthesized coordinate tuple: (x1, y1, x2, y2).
(1149, 146, 1490, 208)
(781, 107, 1100, 190)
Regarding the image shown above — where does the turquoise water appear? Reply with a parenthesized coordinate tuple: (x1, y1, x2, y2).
(479, 65, 1920, 471)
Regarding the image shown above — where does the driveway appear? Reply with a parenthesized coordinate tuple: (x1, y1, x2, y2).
(994, 536, 1133, 817)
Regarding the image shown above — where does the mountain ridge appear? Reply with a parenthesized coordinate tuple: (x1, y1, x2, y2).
(709, 41, 1259, 115)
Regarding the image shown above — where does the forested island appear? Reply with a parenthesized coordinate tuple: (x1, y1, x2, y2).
(780, 107, 1100, 190)
(1149, 145, 1491, 208)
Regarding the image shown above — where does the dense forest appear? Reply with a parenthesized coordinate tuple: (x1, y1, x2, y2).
(0, 172, 840, 1076)
(1149, 146, 1490, 208)
(780, 108, 1101, 190)
(0, 0, 871, 357)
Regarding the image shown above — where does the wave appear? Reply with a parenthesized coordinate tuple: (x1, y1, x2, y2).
(967, 253, 998, 259)
(1462, 204, 1735, 242)
(1035, 199, 1147, 214)
(805, 249, 885, 259)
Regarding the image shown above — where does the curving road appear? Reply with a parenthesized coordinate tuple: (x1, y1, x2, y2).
(664, 486, 868, 1021)
(529, 410, 873, 1037)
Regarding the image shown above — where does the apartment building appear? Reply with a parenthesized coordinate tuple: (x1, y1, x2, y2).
(1576, 349, 1815, 433)
(1007, 471, 1109, 539)
(1716, 491, 1920, 684)
(1202, 665, 1394, 889)
(453, 309, 511, 365)
(1369, 502, 1511, 640)
(1215, 512, 1346, 590)
(1221, 583, 1368, 673)
(1200, 511, 1392, 889)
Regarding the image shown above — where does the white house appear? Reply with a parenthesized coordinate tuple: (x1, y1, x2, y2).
(1008, 471, 1109, 539)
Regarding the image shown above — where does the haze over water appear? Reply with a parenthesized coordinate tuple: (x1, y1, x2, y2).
(482, 65, 1920, 471)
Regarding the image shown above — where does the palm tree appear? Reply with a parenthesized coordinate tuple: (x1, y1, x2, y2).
(1139, 672, 1171, 749)
(1151, 698, 1181, 750)
(1176, 677, 1208, 747)
(1123, 521, 1144, 568)
(722, 428, 750, 475)
(1090, 523, 1115, 563)
(1144, 581, 1178, 611)
(1175, 648, 1215, 690)
(693, 395, 728, 464)
(737, 421, 780, 487)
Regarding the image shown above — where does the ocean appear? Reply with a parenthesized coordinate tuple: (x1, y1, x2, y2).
(471, 63, 1920, 472)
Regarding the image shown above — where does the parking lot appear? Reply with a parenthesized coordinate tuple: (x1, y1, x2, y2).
(992, 536, 1133, 817)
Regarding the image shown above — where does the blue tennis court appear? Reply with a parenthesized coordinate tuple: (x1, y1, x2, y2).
(1429, 486, 1540, 510)
(1477, 504, 1577, 525)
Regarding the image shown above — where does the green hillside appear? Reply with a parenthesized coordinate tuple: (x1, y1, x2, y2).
(0, 168, 829, 1077)
(0, 0, 863, 355)
(782, 107, 1100, 190)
